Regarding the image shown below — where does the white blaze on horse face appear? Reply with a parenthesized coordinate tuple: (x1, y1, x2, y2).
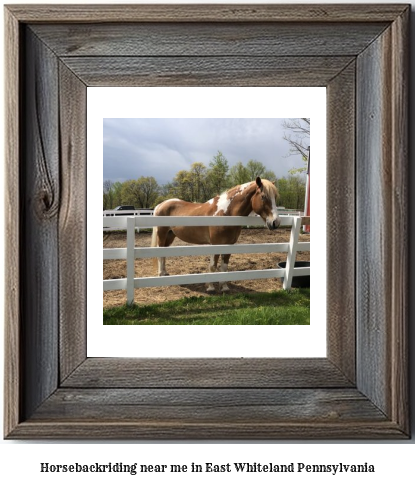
(270, 195, 279, 221)
(265, 193, 281, 229)
(214, 192, 231, 215)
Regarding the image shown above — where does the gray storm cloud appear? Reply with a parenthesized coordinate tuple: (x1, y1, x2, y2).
(103, 118, 306, 184)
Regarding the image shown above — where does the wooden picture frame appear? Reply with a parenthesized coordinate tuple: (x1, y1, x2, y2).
(4, 4, 409, 439)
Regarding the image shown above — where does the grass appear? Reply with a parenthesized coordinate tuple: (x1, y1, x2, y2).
(103, 288, 310, 325)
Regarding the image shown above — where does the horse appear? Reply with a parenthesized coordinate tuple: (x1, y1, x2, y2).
(151, 176, 281, 292)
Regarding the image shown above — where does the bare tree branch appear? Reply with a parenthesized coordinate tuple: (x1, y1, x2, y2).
(282, 118, 310, 164)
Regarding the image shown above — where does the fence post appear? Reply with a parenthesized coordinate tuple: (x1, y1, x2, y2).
(283, 216, 302, 290)
(126, 217, 135, 305)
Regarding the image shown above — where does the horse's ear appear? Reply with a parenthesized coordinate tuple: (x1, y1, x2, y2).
(256, 176, 262, 188)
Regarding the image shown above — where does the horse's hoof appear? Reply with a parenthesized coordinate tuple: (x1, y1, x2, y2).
(220, 285, 230, 292)
(158, 272, 170, 277)
(206, 286, 216, 293)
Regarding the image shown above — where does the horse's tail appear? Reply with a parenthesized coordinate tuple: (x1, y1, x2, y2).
(151, 226, 158, 274)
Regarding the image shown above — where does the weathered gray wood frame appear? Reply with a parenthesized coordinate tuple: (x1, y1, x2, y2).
(4, 4, 409, 439)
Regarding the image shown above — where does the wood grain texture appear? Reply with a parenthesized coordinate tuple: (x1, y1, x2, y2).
(389, 8, 409, 432)
(31, 22, 388, 57)
(62, 358, 353, 388)
(58, 63, 87, 381)
(357, 32, 391, 416)
(6, 4, 409, 23)
(61, 56, 354, 87)
(7, 420, 406, 441)
(8, 386, 405, 439)
(32, 388, 386, 423)
(326, 62, 356, 383)
(21, 28, 60, 420)
(4, 6, 21, 438)
(356, 11, 409, 425)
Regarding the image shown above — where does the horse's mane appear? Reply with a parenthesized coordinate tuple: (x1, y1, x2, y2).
(213, 179, 278, 203)
(261, 179, 279, 199)
(225, 179, 278, 198)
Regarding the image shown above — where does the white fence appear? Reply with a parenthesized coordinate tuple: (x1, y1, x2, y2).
(103, 209, 155, 231)
(103, 208, 300, 217)
(103, 215, 310, 304)
(103, 208, 154, 217)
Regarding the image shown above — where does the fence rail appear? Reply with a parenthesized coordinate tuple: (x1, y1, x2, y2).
(103, 215, 310, 304)
(103, 209, 154, 231)
(103, 209, 154, 217)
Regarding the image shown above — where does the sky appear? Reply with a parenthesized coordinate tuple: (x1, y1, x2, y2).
(103, 118, 307, 185)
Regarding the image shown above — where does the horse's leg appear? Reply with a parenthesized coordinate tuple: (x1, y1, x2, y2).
(219, 254, 231, 292)
(206, 254, 220, 292)
(155, 227, 175, 276)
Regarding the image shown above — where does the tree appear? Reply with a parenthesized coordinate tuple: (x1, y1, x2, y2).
(277, 174, 306, 211)
(103, 180, 114, 210)
(120, 176, 160, 208)
(282, 118, 310, 173)
(172, 170, 194, 201)
(103, 179, 112, 194)
(208, 151, 229, 195)
(159, 182, 176, 198)
(103, 180, 126, 209)
(228, 162, 250, 187)
(120, 179, 141, 208)
(137, 176, 160, 208)
(245, 160, 266, 181)
(111, 181, 123, 207)
(154, 182, 178, 206)
(189, 162, 209, 202)
(228, 161, 276, 187)
(262, 169, 277, 182)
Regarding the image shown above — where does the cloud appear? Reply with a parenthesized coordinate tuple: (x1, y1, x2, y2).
(103, 118, 307, 184)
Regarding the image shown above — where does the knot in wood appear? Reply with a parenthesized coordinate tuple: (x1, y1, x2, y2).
(36, 188, 59, 219)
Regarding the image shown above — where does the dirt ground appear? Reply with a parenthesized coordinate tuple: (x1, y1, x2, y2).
(103, 228, 310, 308)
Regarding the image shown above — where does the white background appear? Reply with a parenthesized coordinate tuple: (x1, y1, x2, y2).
(1, 1, 414, 486)
(89, 87, 326, 357)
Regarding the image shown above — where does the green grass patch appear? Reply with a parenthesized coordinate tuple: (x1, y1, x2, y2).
(103, 288, 310, 325)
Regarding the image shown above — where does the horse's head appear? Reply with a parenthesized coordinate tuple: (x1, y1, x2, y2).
(251, 177, 281, 230)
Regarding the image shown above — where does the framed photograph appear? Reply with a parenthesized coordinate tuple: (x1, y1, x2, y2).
(94, 89, 324, 356)
(4, 4, 409, 439)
